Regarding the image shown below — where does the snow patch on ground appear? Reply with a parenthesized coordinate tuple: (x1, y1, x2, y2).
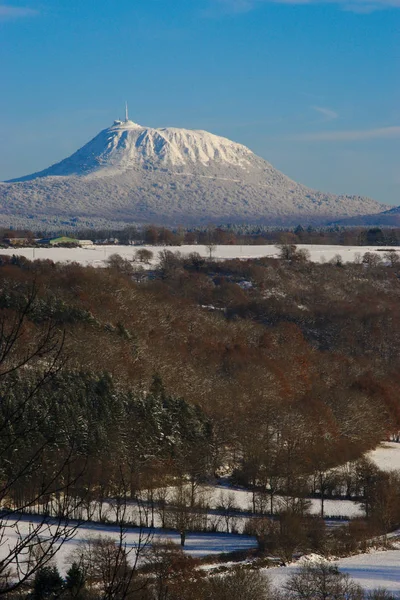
(367, 442, 400, 472)
(267, 547, 400, 593)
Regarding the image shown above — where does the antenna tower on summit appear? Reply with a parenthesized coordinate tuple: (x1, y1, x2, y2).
(125, 101, 129, 122)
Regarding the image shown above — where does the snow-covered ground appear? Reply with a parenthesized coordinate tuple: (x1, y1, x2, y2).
(0, 244, 396, 267)
(367, 442, 400, 472)
(21, 487, 361, 539)
(205, 441, 400, 521)
(267, 548, 400, 593)
(4, 515, 400, 591)
(0, 516, 257, 575)
(205, 484, 362, 519)
(339, 549, 400, 593)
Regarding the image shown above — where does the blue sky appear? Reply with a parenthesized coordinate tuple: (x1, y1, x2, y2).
(0, 0, 399, 205)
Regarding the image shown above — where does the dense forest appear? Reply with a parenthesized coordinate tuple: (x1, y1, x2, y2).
(2, 248, 400, 597)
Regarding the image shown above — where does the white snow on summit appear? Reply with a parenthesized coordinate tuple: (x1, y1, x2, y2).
(10, 119, 255, 180)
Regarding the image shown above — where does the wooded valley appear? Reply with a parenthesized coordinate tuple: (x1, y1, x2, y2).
(2, 248, 400, 598)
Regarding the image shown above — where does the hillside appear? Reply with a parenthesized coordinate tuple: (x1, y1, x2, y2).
(333, 204, 400, 227)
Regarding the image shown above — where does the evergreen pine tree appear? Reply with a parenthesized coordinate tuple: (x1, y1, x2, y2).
(32, 565, 64, 599)
(150, 373, 166, 400)
(65, 562, 87, 599)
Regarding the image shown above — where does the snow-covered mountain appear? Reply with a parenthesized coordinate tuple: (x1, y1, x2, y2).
(0, 118, 388, 228)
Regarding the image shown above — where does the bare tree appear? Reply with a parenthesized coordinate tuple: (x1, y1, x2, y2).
(384, 250, 400, 268)
(164, 485, 202, 547)
(0, 286, 85, 595)
(68, 483, 153, 600)
(285, 560, 364, 600)
(135, 249, 154, 265)
(206, 243, 216, 261)
(144, 540, 198, 600)
(204, 569, 274, 600)
(217, 491, 238, 533)
(362, 252, 382, 268)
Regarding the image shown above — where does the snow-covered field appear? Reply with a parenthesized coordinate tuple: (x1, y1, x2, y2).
(0, 244, 396, 267)
(338, 549, 400, 593)
(209, 443, 400, 521)
(205, 484, 363, 519)
(0, 516, 257, 575)
(4, 515, 400, 591)
(367, 442, 400, 472)
(268, 548, 400, 593)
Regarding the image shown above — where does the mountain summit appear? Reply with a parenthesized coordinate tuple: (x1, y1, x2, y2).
(10, 119, 257, 180)
(0, 117, 387, 228)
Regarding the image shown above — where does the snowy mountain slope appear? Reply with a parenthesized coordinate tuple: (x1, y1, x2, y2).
(9, 120, 257, 179)
(0, 118, 388, 227)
